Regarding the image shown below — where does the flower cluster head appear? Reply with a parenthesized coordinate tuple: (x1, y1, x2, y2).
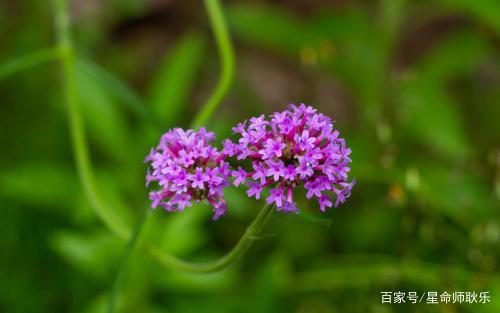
(145, 104, 354, 220)
(145, 128, 230, 220)
(223, 104, 354, 213)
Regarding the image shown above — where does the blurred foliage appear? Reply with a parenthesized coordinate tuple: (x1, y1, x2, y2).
(0, 0, 499, 313)
(147, 31, 205, 127)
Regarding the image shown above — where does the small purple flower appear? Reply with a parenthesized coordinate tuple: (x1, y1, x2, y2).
(251, 162, 267, 185)
(277, 200, 298, 214)
(261, 137, 286, 159)
(232, 121, 247, 134)
(145, 128, 230, 220)
(249, 114, 267, 128)
(247, 181, 263, 200)
(304, 179, 323, 199)
(283, 164, 297, 181)
(296, 157, 315, 179)
(232, 167, 247, 187)
(188, 167, 208, 189)
(265, 159, 285, 181)
(295, 130, 315, 151)
(223, 103, 354, 213)
(319, 194, 333, 212)
(267, 187, 284, 207)
(171, 194, 192, 211)
(222, 139, 238, 157)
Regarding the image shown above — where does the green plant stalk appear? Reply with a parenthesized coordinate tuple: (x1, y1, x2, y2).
(144, 203, 274, 273)
(107, 209, 150, 313)
(0, 47, 62, 81)
(53, 0, 273, 275)
(106, 205, 272, 313)
(191, 0, 235, 128)
(53, 0, 130, 241)
(0, 47, 157, 126)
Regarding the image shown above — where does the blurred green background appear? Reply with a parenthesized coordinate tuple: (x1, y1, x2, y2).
(1, 0, 499, 312)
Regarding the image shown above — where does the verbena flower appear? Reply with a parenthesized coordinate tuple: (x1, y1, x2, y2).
(223, 104, 354, 213)
(145, 128, 230, 220)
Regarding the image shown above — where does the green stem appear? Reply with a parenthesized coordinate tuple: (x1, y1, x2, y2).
(191, 0, 235, 128)
(107, 209, 149, 313)
(0, 47, 62, 81)
(109, 204, 272, 313)
(144, 204, 274, 273)
(53, 0, 130, 241)
(0, 45, 157, 127)
(53, 0, 271, 277)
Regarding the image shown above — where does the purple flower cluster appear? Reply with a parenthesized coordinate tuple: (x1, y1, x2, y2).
(145, 128, 230, 220)
(223, 104, 354, 213)
(145, 104, 354, 220)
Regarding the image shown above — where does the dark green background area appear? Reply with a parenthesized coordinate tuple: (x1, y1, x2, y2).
(0, 0, 498, 312)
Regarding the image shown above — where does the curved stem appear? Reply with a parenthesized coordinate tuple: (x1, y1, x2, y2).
(191, 0, 235, 128)
(54, 0, 269, 276)
(144, 203, 274, 273)
(107, 209, 149, 313)
(53, 0, 131, 241)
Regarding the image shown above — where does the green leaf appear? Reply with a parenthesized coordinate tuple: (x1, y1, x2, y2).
(415, 162, 494, 223)
(75, 64, 130, 161)
(439, 0, 500, 34)
(416, 30, 490, 83)
(294, 256, 499, 291)
(0, 47, 61, 81)
(401, 84, 469, 159)
(50, 230, 122, 278)
(399, 30, 489, 159)
(227, 5, 388, 115)
(147, 32, 205, 127)
(309, 9, 388, 114)
(227, 5, 312, 54)
(140, 202, 210, 258)
(308, 9, 370, 42)
(0, 163, 78, 210)
(76, 57, 157, 125)
(247, 253, 290, 313)
(156, 203, 209, 255)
